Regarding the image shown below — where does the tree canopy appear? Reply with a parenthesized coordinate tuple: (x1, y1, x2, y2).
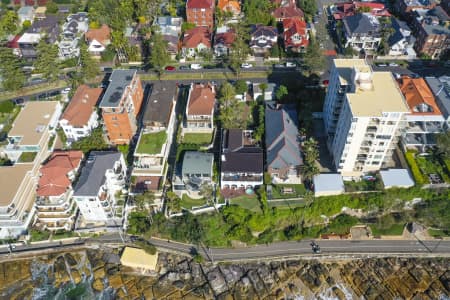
(149, 32, 170, 73)
(0, 11, 18, 38)
(34, 39, 59, 82)
(436, 131, 450, 159)
(243, 0, 274, 25)
(0, 47, 26, 92)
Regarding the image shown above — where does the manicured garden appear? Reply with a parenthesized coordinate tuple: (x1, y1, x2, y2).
(405, 150, 450, 184)
(182, 133, 212, 145)
(344, 176, 384, 192)
(370, 224, 405, 236)
(229, 195, 262, 213)
(136, 131, 167, 154)
(180, 194, 207, 210)
(270, 184, 306, 199)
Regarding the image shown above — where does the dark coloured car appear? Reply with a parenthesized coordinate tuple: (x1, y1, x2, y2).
(13, 98, 25, 106)
(165, 66, 176, 71)
(38, 93, 47, 100)
(48, 90, 61, 97)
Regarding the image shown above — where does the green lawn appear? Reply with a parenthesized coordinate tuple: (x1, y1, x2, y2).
(19, 152, 37, 162)
(181, 194, 207, 210)
(229, 195, 262, 213)
(30, 229, 50, 242)
(370, 223, 405, 236)
(428, 229, 450, 238)
(52, 231, 78, 240)
(136, 131, 167, 154)
(268, 199, 307, 209)
(344, 177, 384, 192)
(139, 71, 270, 81)
(270, 184, 306, 199)
(182, 133, 212, 145)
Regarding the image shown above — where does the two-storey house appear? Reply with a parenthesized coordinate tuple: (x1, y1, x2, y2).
(220, 129, 263, 194)
(183, 83, 216, 134)
(343, 13, 382, 54)
(85, 24, 111, 58)
(181, 26, 211, 58)
(283, 18, 309, 53)
(249, 25, 278, 56)
(59, 85, 103, 144)
(99, 70, 144, 145)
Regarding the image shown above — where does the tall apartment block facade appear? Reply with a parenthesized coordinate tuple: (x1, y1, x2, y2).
(323, 59, 409, 178)
(99, 70, 143, 145)
(186, 0, 215, 29)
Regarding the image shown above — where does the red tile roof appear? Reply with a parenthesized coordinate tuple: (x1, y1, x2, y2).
(187, 0, 214, 9)
(61, 85, 103, 127)
(37, 151, 83, 197)
(399, 77, 442, 115)
(214, 30, 236, 48)
(188, 83, 216, 115)
(7, 35, 21, 49)
(85, 24, 111, 46)
(332, 1, 390, 20)
(218, 0, 240, 13)
(182, 27, 211, 48)
(283, 18, 309, 48)
(273, 4, 305, 20)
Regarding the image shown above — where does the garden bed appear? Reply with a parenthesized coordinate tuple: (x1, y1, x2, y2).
(182, 133, 212, 145)
(270, 184, 306, 199)
(180, 194, 207, 210)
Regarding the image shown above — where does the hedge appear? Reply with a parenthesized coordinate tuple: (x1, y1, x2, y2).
(405, 151, 426, 185)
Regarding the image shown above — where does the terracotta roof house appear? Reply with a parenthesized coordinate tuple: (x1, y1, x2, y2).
(265, 104, 302, 183)
(35, 150, 83, 231)
(214, 26, 236, 56)
(399, 76, 445, 149)
(218, 0, 241, 15)
(330, 1, 390, 21)
(186, 0, 215, 29)
(181, 26, 211, 58)
(183, 83, 216, 133)
(249, 25, 278, 56)
(220, 129, 264, 194)
(283, 18, 309, 52)
(85, 24, 111, 57)
(59, 85, 103, 144)
(272, 3, 305, 22)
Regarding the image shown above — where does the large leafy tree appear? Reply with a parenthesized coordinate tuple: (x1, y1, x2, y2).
(79, 42, 100, 81)
(218, 82, 246, 129)
(228, 24, 250, 78)
(302, 137, 320, 181)
(298, 0, 317, 19)
(34, 39, 59, 82)
(303, 39, 326, 74)
(149, 32, 170, 73)
(134, 191, 156, 212)
(243, 0, 274, 25)
(436, 131, 450, 159)
(0, 11, 18, 38)
(0, 47, 26, 92)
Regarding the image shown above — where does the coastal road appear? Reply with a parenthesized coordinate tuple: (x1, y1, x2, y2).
(147, 238, 450, 262)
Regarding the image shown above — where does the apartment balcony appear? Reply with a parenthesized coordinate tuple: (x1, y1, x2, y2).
(361, 141, 372, 147)
(35, 195, 71, 207)
(366, 126, 378, 133)
(364, 134, 375, 139)
(359, 147, 370, 154)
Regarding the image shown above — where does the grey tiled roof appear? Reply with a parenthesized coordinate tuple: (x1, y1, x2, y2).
(73, 151, 122, 197)
(99, 70, 137, 108)
(343, 13, 380, 35)
(143, 81, 176, 126)
(425, 76, 450, 118)
(265, 104, 302, 169)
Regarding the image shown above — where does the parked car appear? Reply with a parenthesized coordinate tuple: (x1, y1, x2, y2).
(274, 64, 285, 68)
(377, 63, 387, 67)
(61, 87, 71, 95)
(241, 63, 253, 69)
(286, 62, 296, 67)
(38, 93, 47, 100)
(179, 65, 189, 70)
(13, 98, 25, 106)
(190, 64, 203, 70)
(165, 66, 176, 71)
(322, 79, 329, 86)
(389, 62, 399, 67)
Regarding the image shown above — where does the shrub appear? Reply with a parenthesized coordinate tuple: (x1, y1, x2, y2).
(0, 100, 14, 113)
(135, 241, 157, 255)
(405, 151, 426, 185)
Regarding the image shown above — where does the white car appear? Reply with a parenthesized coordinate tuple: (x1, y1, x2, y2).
(286, 62, 296, 67)
(241, 63, 253, 69)
(61, 87, 71, 94)
(190, 64, 203, 70)
(389, 62, 399, 67)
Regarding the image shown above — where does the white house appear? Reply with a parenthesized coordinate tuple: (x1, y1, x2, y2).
(183, 83, 216, 133)
(73, 151, 127, 223)
(85, 24, 111, 57)
(59, 12, 89, 59)
(59, 85, 103, 144)
(388, 18, 416, 58)
(343, 13, 382, 54)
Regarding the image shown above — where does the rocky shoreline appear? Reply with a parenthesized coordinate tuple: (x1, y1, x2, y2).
(0, 247, 449, 299)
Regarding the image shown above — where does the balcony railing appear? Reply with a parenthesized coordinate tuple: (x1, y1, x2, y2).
(222, 175, 263, 182)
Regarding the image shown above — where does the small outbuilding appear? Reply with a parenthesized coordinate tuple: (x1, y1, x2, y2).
(120, 247, 158, 272)
(313, 173, 345, 197)
(380, 169, 414, 188)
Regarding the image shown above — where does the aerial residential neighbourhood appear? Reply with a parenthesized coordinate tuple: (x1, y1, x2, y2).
(0, 1, 449, 296)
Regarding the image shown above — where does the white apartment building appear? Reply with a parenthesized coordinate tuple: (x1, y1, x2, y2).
(73, 151, 126, 223)
(59, 85, 103, 144)
(323, 59, 409, 179)
(0, 101, 62, 239)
